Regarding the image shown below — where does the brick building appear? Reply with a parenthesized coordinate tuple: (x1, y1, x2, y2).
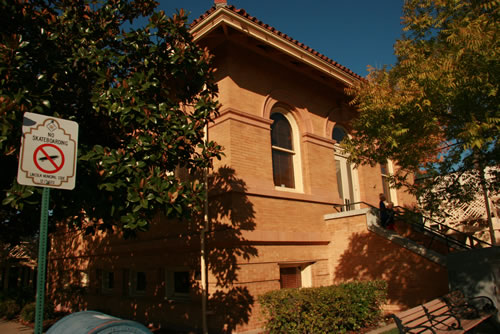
(48, 2, 448, 333)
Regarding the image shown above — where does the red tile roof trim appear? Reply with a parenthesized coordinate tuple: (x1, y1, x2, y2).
(191, 5, 363, 81)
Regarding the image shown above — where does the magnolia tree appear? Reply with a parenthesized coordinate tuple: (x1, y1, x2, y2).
(0, 0, 222, 244)
(344, 1, 499, 228)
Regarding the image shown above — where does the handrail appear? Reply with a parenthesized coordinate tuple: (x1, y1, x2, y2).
(332, 200, 376, 212)
(394, 205, 492, 249)
(331, 201, 492, 251)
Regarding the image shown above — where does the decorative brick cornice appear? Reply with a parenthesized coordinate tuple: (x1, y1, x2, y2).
(211, 107, 273, 130)
(302, 132, 335, 150)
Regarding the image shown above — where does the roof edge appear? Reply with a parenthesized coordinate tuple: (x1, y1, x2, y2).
(190, 6, 362, 85)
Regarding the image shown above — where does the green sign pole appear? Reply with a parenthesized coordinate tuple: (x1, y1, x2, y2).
(34, 187, 50, 334)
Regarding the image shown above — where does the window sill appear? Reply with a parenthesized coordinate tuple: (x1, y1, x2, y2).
(246, 185, 335, 205)
(274, 185, 303, 193)
(130, 291, 147, 297)
(164, 295, 191, 303)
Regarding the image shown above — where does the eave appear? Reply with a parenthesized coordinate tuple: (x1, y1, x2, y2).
(190, 6, 362, 87)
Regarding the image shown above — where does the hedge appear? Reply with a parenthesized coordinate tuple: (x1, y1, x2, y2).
(20, 301, 54, 323)
(0, 299, 21, 320)
(259, 280, 387, 333)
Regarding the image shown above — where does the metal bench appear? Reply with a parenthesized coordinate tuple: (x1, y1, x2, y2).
(391, 290, 497, 333)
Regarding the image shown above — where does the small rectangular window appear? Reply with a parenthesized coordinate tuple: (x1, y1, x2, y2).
(174, 271, 190, 294)
(127, 270, 147, 296)
(122, 269, 129, 297)
(135, 271, 146, 292)
(101, 270, 114, 293)
(165, 268, 191, 299)
(280, 267, 301, 289)
(279, 263, 313, 289)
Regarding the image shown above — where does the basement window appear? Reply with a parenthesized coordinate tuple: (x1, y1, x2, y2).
(101, 270, 114, 293)
(279, 263, 313, 289)
(165, 268, 192, 300)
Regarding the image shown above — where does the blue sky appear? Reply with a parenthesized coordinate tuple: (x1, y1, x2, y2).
(155, 0, 406, 77)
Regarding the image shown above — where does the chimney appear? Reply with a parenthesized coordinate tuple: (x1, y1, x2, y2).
(214, 0, 227, 8)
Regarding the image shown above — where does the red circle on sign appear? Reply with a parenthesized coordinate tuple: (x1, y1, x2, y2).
(33, 144, 65, 174)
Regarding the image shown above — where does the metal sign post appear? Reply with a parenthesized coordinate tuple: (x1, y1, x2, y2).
(34, 187, 50, 334)
(17, 112, 78, 334)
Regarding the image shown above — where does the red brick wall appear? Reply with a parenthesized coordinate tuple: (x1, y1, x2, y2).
(326, 212, 448, 313)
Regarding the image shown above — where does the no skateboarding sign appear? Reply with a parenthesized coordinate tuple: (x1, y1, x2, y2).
(17, 112, 78, 190)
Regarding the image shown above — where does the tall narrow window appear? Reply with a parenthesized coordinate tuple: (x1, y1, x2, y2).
(335, 160, 344, 200)
(271, 113, 295, 188)
(333, 125, 357, 210)
(381, 163, 393, 203)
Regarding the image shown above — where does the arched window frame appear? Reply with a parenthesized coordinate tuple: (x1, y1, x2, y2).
(332, 125, 348, 144)
(270, 106, 303, 193)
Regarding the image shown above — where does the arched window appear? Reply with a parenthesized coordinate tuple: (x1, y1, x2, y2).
(271, 113, 294, 188)
(270, 110, 302, 190)
(332, 125, 347, 144)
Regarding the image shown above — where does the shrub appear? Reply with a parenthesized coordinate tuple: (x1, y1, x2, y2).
(20, 302, 37, 322)
(0, 287, 35, 306)
(259, 280, 387, 334)
(0, 299, 21, 320)
(20, 301, 54, 323)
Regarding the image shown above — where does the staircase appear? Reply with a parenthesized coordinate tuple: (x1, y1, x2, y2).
(332, 202, 493, 266)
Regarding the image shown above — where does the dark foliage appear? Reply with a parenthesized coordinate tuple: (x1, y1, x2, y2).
(259, 280, 387, 334)
(0, 0, 222, 244)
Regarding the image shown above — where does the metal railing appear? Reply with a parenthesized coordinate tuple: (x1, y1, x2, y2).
(393, 205, 492, 252)
(331, 201, 492, 254)
(332, 198, 370, 212)
(332, 198, 356, 212)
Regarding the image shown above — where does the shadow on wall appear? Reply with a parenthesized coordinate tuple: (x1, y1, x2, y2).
(48, 166, 258, 333)
(334, 231, 448, 308)
(205, 166, 259, 332)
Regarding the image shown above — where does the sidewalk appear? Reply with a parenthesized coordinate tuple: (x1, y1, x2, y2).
(366, 322, 397, 334)
(0, 319, 33, 333)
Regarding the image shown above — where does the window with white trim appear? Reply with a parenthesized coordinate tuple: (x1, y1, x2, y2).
(332, 125, 358, 210)
(270, 108, 302, 191)
(381, 161, 398, 205)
